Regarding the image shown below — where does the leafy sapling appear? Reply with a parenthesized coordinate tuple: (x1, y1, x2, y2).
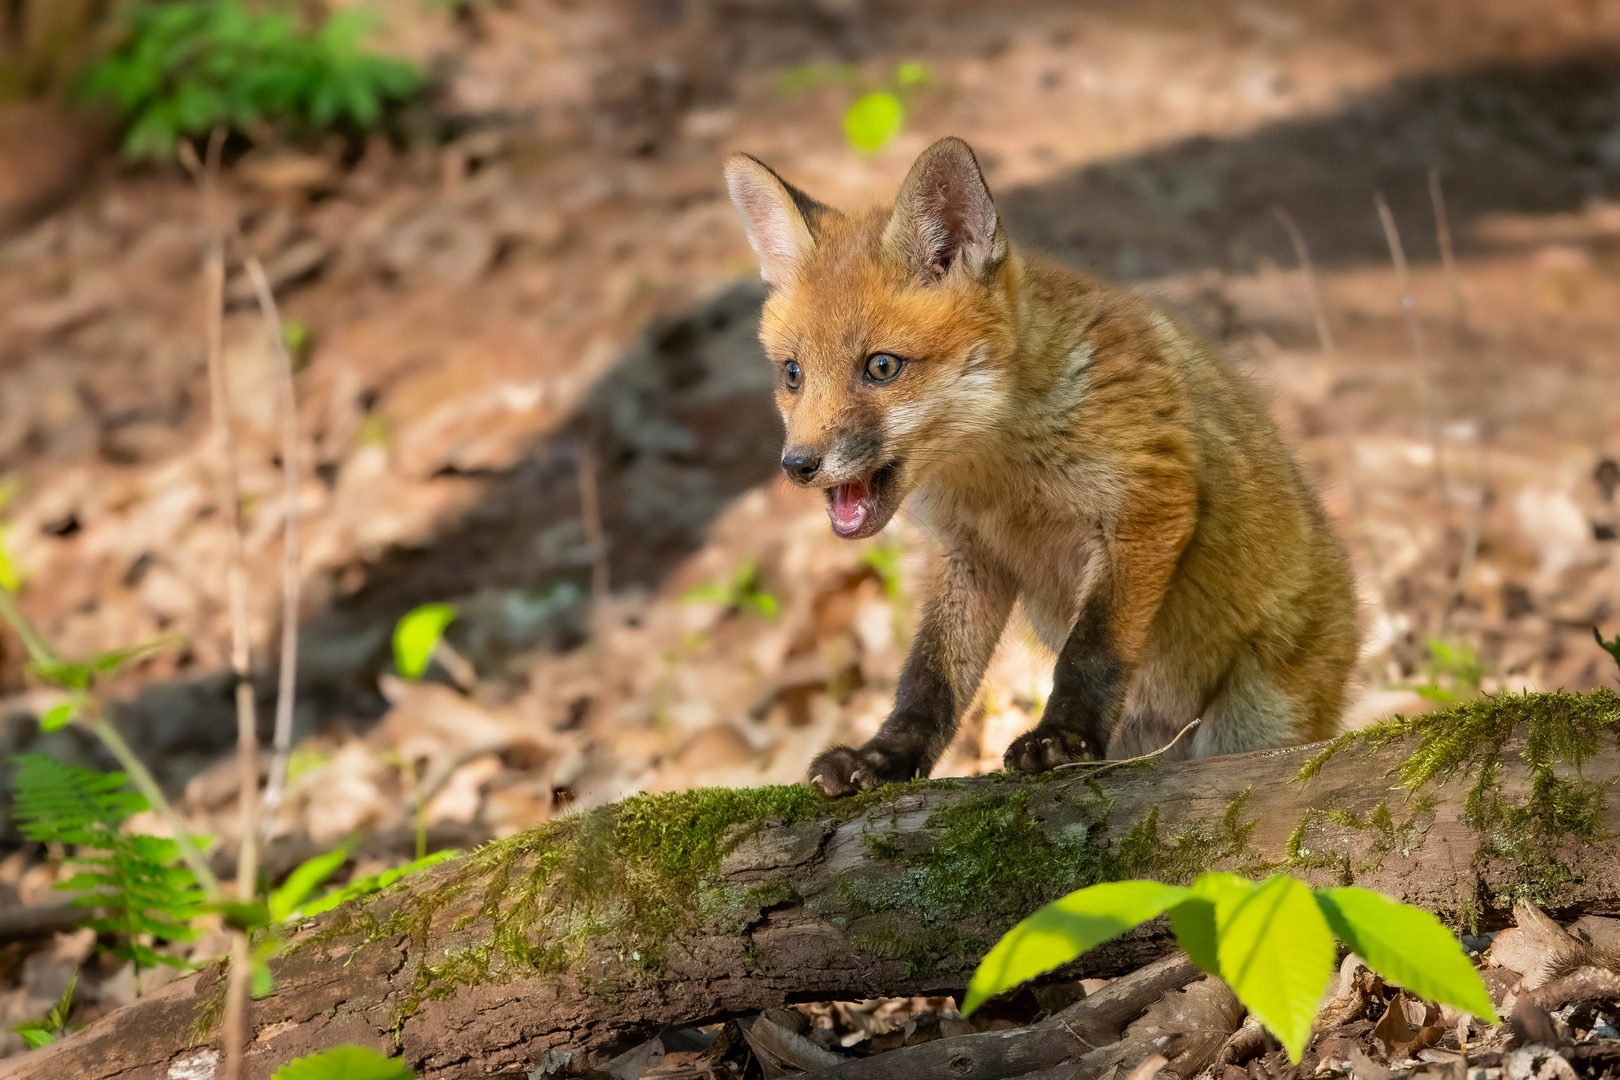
(682, 557, 779, 618)
(964, 873, 1497, 1062)
(11, 973, 79, 1049)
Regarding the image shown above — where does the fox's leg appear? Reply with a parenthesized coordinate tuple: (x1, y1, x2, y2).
(1006, 498, 1193, 773)
(809, 549, 1015, 797)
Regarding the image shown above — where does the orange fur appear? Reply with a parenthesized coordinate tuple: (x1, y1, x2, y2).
(725, 138, 1357, 795)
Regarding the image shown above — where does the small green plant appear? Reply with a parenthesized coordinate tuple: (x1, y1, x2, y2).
(859, 542, 903, 600)
(1409, 637, 1486, 703)
(844, 91, 904, 152)
(11, 973, 79, 1049)
(1597, 626, 1620, 678)
(271, 1043, 415, 1080)
(841, 61, 937, 154)
(80, 0, 425, 160)
(11, 754, 207, 987)
(295, 849, 458, 920)
(392, 602, 457, 680)
(965, 872, 1496, 1062)
(683, 558, 778, 618)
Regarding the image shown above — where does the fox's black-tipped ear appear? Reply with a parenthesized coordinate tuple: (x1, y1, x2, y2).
(884, 137, 1007, 283)
(724, 153, 834, 286)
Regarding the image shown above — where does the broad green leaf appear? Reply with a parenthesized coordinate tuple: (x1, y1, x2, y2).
(270, 1044, 415, 1080)
(271, 843, 352, 922)
(13, 1025, 54, 1049)
(392, 603, 457, 680)
(1216, 874, 1335, 1063)
(844, 92, 904, 152)
(1167, 871, 1256, 977)
(963, 880, 1187, 1016)
(1314, 886, 1497, 1022)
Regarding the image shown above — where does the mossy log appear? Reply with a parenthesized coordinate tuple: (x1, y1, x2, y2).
(15, 691, 1620, 1080)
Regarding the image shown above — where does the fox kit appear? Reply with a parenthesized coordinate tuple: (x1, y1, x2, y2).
(724, 137, 1357, 797)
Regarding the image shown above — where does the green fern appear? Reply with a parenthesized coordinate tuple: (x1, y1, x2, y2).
(10, 755, 206, 987)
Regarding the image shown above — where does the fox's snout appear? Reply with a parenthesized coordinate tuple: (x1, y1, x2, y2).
(780, 450, 822, 484)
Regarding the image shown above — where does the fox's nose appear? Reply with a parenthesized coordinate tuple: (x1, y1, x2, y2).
(781, 452, 822, 484)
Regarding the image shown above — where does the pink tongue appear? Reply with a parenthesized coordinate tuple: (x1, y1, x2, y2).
(830, 476, 872, 535)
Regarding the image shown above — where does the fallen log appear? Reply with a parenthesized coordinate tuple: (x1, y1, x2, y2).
(11, 690, 1620, 1080)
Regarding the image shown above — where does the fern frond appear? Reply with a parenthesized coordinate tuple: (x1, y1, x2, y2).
(10, 754, 144, 844)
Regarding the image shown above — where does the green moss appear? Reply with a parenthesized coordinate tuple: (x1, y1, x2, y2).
(837, 786, 1114, 921)
(1298, 689, 1620, 909)
(1114, 787, 1264, 884)
(853, 922, 989, 979)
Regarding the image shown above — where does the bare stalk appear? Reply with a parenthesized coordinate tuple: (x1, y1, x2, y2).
(1373, 192, 1449, 510)
(1427, 166, 1468, 333)
(1272, 206, 1383, 588)
(179, 129, 257, 1080)
(241, 252, 303, 840)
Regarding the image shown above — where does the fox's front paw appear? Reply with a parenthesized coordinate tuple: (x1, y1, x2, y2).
(808, 744, 916, 798)
(1004, 726, 1102, 774)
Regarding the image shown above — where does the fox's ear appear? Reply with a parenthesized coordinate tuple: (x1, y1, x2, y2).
(724, 153, 833, 286)
(884, 136, 1007, 283)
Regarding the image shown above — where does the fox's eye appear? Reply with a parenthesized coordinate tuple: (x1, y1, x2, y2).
(865, 353, 904, 383)
(784, 360, 803, 390)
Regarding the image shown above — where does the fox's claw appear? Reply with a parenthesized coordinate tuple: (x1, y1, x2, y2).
(1004, 726, 1101, 774)
(808, 744, 915, 798)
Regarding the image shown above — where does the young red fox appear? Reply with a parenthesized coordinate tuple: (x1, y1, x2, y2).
(724, 137, 1357, 798)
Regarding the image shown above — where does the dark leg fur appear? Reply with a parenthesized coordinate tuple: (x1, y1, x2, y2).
(808, 638, 955, 797)
(1005, 593, 1123, 772)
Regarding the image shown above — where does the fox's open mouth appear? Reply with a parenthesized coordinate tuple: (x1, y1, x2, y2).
(825, 461, 901, 539)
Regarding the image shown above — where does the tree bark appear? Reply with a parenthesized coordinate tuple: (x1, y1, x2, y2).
(12, 694, 1620, 1080)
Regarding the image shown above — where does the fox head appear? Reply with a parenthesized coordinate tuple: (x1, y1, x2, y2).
(724, 137, 1020, 539)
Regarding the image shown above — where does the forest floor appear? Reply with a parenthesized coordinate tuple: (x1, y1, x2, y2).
(0, 0, 1618, 1070)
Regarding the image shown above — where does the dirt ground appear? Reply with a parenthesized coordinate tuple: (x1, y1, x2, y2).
(0, 0, 1618, 1060)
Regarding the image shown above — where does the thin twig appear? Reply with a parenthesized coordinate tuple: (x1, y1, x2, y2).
(1053, 716, 1201, 777)
(181, 132, 260, 900)
(179, 128, 256, 1080)
(243, 250, 304, 841)
(577, 428, 610, 602)
(1428, 166, 1467, 334)
(1272, 207, 1383, 588)
(1373, 192, 1449, 510)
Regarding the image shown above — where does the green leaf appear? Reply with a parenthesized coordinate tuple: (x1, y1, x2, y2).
(843, 92, 904, 152)
(296, 850, 458, 919)
(270, 842, 353, 922)
(40, 698, 81, 732)
(1216, 874, 1335, 1063)
(12, 1025, 55, 1049)
(392, 603, 457, 680)
(270, 1043, 416, 1080)
(894, 60, 933, 88)
(1167, 871, 1255, 977)
(218, 900, 271, 933)
(1314, 886, 1497, 1022)
(962, 880, 1187, 1016)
